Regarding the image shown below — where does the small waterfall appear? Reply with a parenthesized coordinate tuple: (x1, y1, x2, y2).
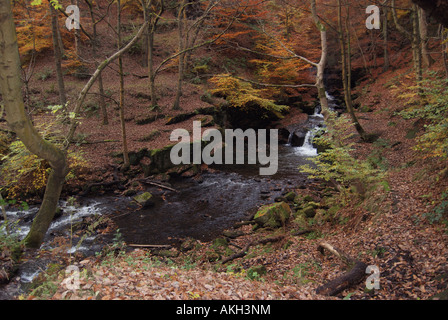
(296, 129, 318, 157)
(286, 131, 294, 146)
(313, 106, 324, 119)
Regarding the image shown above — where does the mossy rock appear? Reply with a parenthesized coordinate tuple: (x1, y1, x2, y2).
(303, 195, 314, 202)
(302, 205, 316, 218)
(292, 214, 309, 231)
(314, 209, 330, 225)
(133, 192, 154, 208)
(284, 191, 297, 202)
(254, 202, 292, 228)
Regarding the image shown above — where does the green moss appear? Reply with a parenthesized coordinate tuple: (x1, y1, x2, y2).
(254, 202, 292, 228)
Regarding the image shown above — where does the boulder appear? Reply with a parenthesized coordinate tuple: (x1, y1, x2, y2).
(284, 191, 297, 202)
(254, 202, 292, 228)
(133, 192, 154, 208)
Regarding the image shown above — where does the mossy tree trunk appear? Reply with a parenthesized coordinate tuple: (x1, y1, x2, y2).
(0, 0, 69, 248)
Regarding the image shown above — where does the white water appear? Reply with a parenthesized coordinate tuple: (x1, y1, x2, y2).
(294, 129, 318, 157)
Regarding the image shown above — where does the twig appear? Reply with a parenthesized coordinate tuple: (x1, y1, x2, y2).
(138, 179, 178, 193)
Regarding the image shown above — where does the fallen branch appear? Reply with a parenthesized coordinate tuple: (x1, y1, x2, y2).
(221, 242, 252, 264)
(138, 179, 178, 193)
(128, 244, 172, 249)
(316, 241, 368, 296)
(291, 229, 313, 236)
(221, 235, 285, 264)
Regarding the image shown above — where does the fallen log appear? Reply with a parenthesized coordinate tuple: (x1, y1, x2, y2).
(316, 241, 368, 296)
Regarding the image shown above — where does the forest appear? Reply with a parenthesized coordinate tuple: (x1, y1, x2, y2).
(0, 0, 448, 302)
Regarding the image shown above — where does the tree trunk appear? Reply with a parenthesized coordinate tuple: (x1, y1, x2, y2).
(173, 0, 187, 111)
(72, 0, 81, 56)
(412, 4, 423, 83)
(0, 0, 69, 248)
(117, 0, 130, 168)
(338, 0, 367, 141)
(392, 0, 423, 83)
(418, 7, 434, 67)
(50, 3, 67, 106)
(87, 0, 108, 125)
(148, 32, 158, 109)
(382, 1, 390, 71)
(440, 25, 448, 79)
(310, 0, 329, 121)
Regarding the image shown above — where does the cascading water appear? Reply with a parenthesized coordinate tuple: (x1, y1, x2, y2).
(295, 129, 318, 157)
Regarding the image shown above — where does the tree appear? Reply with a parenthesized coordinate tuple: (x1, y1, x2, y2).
(84, 0, 113, 125)
(391, 0, 422, 82)
(172, 0, 223, 110)
(49, 1, 67, 106)
(0, 0, 69, 248)
(417, 7, 434, 67)
(173, 0, 188, 110)
(140, 0, 164, 109)
(382, 0, 390, 71)
(117, 0, 130, 168)
(337, 0, 368, 141)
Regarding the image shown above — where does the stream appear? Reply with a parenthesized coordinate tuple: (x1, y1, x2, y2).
(0, 98, 330, 296)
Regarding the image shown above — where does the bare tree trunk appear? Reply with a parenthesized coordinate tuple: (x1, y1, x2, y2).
(0, 0, 69, 248)
(173, 0, 187, 111)
(86, 0, 109, 125)
(141, 0, 163, 110)
(338, 0, 367, 140)
(50, 3, 67, 106)
(117, 0, 130, 168)
(148, 31, 158, 109)
(392, 0, 422, 83)
(310, 0, 329, 120)
(382, 1, 390, 71)
(72, 0, 81, 56)
(440, 25, 448, 79)
(418, 7, 434, 67)
(412, 4, 423, 83)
